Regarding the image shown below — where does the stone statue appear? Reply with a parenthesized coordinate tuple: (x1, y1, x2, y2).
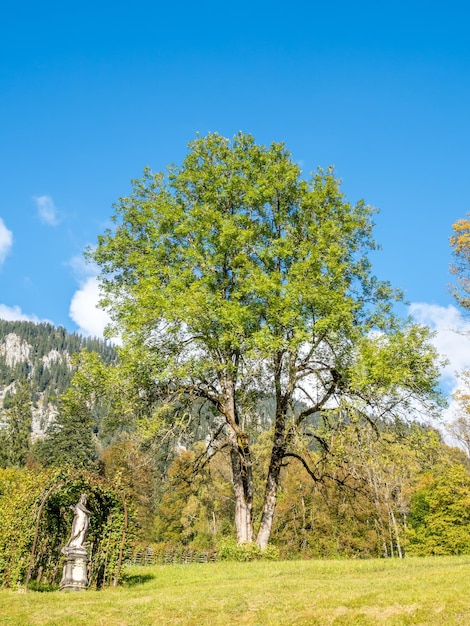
(65, 493, 91, 550)
(60, 493, 92, 591)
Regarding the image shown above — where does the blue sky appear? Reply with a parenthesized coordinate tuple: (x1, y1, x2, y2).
(2, 1, 470, 407)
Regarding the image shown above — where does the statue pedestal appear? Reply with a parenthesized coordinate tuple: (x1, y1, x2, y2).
(60, 547, 88, 591)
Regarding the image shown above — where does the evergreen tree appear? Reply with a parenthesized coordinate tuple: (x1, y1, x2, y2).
(31, 382, 99, 470)
(0, 380, 33, 468)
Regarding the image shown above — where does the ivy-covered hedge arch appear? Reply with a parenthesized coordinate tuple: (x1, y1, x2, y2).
(0, 468, 128, 589)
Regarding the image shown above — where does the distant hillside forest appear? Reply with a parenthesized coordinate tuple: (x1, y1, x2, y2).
(0, 319, 116, 410)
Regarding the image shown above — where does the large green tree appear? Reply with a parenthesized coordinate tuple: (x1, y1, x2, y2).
(92, 132, 443, 547)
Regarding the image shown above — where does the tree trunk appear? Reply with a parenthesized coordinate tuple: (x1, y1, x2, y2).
(389, 507, 403, 558)
(230, 443, 253, 543)
(256, 410, 287, 549)
(256, 444, 285, 549)
(224, 377, 254, 544)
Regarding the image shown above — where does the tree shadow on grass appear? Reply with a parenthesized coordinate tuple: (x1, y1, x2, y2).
(26, 581, 60, 593)
(120, 572, 156, 587)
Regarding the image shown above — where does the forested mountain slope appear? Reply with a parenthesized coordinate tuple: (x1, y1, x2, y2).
(0, 320, 115, 435)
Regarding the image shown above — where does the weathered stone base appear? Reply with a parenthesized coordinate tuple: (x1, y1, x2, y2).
(60, 547, 88, 591)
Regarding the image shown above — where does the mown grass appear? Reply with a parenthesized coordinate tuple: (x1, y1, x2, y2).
(1, 556, 470, 625)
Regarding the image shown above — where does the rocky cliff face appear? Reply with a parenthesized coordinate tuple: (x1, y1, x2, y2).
(0, 332, 71, 435)
(0, 321, 115, 437)
(0, 333, 32, 367)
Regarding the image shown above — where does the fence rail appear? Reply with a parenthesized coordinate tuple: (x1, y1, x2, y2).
(127, 547, 218, 566)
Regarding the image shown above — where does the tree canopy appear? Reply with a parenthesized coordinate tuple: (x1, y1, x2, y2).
(92, 132, 443, 547)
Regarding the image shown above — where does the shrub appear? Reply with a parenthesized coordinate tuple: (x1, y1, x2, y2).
(217, 539, 279, 562)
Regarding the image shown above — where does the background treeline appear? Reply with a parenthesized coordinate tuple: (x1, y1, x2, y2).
(0, 319, 115, 404)
(1, 320, 470, 590)
(145, 419, 470, 560)
(0, 321, 116, 468)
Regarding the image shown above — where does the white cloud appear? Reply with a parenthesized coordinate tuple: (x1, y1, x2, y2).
(33, 195, 60, 226)
(69, 276, 111, 338)
(0, 304, 41, 323)
(409, 303, 470, 388)
(0, 218, 13, 264)
(409, 303, 470, 429)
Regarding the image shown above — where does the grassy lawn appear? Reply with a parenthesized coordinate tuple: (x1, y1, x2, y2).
(1, 556, 470, 625)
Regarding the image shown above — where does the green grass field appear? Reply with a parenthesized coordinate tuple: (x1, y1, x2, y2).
(1, 556, 470, 625)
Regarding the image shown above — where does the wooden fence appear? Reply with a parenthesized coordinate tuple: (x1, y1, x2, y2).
(127, 546, 218, 566)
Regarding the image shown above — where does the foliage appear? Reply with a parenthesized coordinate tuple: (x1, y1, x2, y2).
(153, 447, 234, 549)
(447, 218, 470, 458)
(102, 439, 156, 540)
(407, 460, 470, 555)
(30, 348, 129, 470)
(217, 538, 279, 561)
(0, 467, 128, 589)
(140, 418, 462, 560)
(267, 418, 443, 559)
(0, 467, 51, 588)
(328, 419, 443, 558)
(91, 132, 444, 548)
(31, 380, 100, 470)
(271, 457, 379, 558)
(0, 380, 32, 468)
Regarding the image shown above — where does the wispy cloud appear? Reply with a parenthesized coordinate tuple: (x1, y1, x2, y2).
(33, 195, 61, 226)
(0, 218, 13, 264)
(67, 254, 99, 280)
(0, 304, 41, 323)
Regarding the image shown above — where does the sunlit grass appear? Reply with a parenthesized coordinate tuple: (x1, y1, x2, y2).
(1, 556, 470, 625)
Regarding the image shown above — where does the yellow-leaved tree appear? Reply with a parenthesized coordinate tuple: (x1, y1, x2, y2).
(448, 217, 470, 451)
